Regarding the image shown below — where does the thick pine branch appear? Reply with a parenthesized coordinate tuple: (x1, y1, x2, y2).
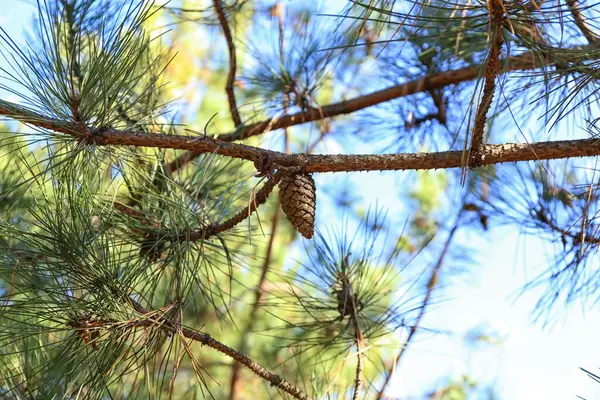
(166, 43, 599, 171)
(1, 103, 600, 174)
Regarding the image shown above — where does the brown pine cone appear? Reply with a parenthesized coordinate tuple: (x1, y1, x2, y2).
(278, 173, 316, 239)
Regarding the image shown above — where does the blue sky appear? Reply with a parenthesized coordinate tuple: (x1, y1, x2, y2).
(1, 1, 600, 399)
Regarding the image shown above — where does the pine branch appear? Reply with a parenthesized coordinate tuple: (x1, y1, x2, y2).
(127, 299, 311, 400)
(166, 43, 600, 171)
(2, 101, 600, 174)
(350, 288, 364, 400)
(467, 0, 504, 170)
(375, 216, 462, 400)
(61, 0, 84, 100)
(352, 339, 364, 400)
(114, 173, 279, 245)
(184, 173, 280, 241)
(213, 0, 242, 127)
(566, 0, 600, 44)
(229, 205, 281, 400)
(332, 256, 365, 400)
(534, 205, 600, 246)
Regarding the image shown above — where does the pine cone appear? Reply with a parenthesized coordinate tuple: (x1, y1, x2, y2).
(279, 173, 316, 239)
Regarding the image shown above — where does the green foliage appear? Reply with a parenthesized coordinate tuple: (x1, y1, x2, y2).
(0, 1, 166, 128)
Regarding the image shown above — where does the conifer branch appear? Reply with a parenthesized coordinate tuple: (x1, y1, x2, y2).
(184, 173, 280, 242)
(565, 0, 600, 44)
(166, 43, 599, 171)
(467, 0, 504, 170)
(229, 205, 282, 400)
(4, 2, 600, 398)
(350, 291, 364, 400)
(214, 51, 542, 143)
(2, 102, 600, 174)
(114, 173, 279, 245)
(534, 206, 600, 246)
(352, 340, 364, 400)
(376, 217, 462, 400)
(213, 0, 242, 127)
(127, 299, 311, 400)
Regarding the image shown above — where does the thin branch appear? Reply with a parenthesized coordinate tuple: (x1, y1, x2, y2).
(229, 204, 282, 400)
(535, 206, 600, 245)
(165, 43, 599, 171)
(336, 256, 365, 400)
(566, 0, 600, 44)
(2, 102, 600, 173)
(352, 339, 364, 400)
(183, 329, 309, 400)
(350, 290, 364, 400)
(213, 0, 242, 127)
(215, 50, 544, 143)
(126, 299, 311, 400)
(114, 173, 280, 245)
(375, 217, 462, 400)
(467, 0, 504, 169)
(186, 173, 280, 241)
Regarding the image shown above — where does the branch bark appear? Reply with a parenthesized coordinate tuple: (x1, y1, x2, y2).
(565, 0, 600, 44)
(213, 0, 242, 127)
(165, 44, 597, 171)
(2, 102, 600, 175)
(127, 299, 311, 400)
(468, 0, 504, 169)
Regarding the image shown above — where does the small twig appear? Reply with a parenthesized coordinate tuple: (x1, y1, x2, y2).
(229, 204, 282, 400)
(350, 291, 364, 400)
(466, 0, 504, 172)
(375, 217, 462, 400)
(335, 257, 365, 400)
(352, 340, 363, 400)
(565, 0, 600, 44)
(213, 0, 242, 127)
(185, 172, 281, 242)
(534, 206, 600, 246)
(124, 299, 311, 400)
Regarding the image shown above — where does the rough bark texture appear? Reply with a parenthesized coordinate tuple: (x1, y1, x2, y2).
(468, 0, 504, 168)
(165, 43, 598, 172)
(2, 100, 600, 174)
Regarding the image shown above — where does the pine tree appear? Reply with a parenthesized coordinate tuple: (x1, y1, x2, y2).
(0, 0, 599, 398)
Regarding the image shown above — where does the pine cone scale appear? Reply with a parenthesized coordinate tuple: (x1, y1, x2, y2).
(278, 173, 316, 239)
